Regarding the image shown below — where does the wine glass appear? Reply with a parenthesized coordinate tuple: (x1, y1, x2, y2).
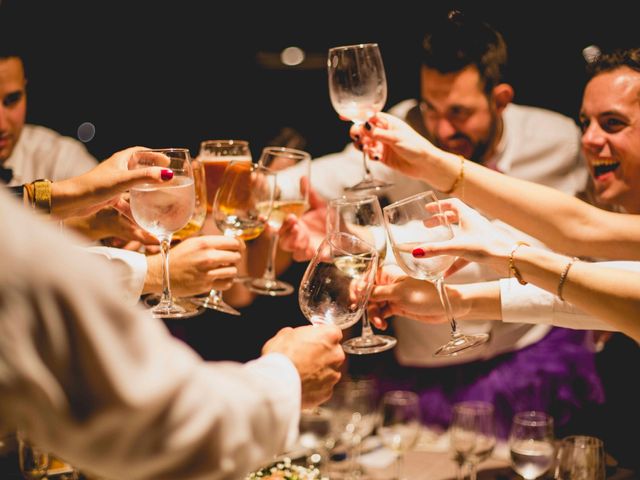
(17, 434, 49, 480)
(143, 155, 207, 317)
(299, 231, 378, 330)
(327, 195, 396, 354)
(449, 401, 496, 480)
(129, 148, 195, 319)
(508, 411, 555, 480)
(191, 140, 252, 314)
(377, 390, 422, 480)
(248, 146, 311, 296)
(328, 43, 392, 192)
(382, 190, 489, 356)
(555, 435, 605, 480)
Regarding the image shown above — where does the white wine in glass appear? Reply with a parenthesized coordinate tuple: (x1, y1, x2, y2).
(509, 411, 555, 480)
(383, 191, 489, 356)
(328, 43, 392, 192)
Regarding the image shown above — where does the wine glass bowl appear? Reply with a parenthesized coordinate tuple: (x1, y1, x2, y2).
(449, 401, 496, 480)
(327, 195, 397, 354)
(383, 191, 489, 357)
(508, 411, 555, 480)
(299, 231, 378, 329)
(248, 146, 311, 296)
(129, 148, 195, 319)
(328, 43, 392, 192)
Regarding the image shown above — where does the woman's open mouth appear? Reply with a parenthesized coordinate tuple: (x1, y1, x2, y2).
(592, 159, 620, 179)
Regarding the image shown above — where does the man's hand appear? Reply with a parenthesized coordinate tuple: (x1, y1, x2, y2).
(262, 325, 345, 409)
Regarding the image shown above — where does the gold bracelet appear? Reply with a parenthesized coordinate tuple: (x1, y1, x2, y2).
(442, 155, 465, 195)
(23, 182, 35, 208)
(557, 257, 578, 301)
(508, 241, 530, 285)
(32, 178, 52, 214)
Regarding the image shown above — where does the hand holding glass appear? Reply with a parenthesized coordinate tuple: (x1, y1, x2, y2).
(383, 191, 489, 356)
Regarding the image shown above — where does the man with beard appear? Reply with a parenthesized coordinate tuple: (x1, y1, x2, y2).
(276, 10, 601, 439)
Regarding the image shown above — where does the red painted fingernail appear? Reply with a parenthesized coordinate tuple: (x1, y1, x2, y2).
(412, 248, 425, 257)
(365, 121, 372, 131)
(161, 169, 173, 180)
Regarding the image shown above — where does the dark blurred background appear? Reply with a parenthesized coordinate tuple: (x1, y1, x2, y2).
(1, 0, 637, 161)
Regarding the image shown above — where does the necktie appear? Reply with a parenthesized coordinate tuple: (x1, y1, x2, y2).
(0, 166, 13, 184)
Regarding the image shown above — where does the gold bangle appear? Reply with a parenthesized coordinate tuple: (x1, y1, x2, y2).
(557, 257, 578, 301)
(442, 156, 465, 195)
(508, 241, 530, 285)
(32, 178, 52, 214)
(23, 182, 35, 208)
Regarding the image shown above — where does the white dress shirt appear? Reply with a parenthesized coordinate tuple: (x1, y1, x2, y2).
(0, 189, 301, 480)
(278, 100, 589, 367)
(6, 124, 98, 186)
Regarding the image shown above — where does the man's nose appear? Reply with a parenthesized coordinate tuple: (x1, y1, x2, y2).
(434, 117, 457, 140)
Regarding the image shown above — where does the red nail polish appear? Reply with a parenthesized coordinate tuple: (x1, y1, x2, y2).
(412, 248, 425, 257)
(161, 169, 173, 180)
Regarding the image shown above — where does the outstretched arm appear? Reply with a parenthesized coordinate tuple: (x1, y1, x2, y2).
(355, 113, 640, 259)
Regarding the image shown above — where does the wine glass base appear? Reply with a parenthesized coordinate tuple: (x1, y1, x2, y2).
(246, 278, 295, 297)
(342, 334, 397, 355)
(344, 178, 393, 193)
(144, 295, 205, 319)
(190, 295, 241, 315)
(433, 333, 490, 357)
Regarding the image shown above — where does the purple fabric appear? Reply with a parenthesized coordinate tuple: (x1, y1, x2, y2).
(374, 327, 605, 439)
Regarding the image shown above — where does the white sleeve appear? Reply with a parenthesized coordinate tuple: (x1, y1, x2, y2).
(0, 192, 301, 480)
(500, 259, 640, 332)
(86, 246, 148, 304)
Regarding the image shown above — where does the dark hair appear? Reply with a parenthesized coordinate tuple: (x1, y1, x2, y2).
(421, 10, 507, 94)
(586, 47, 640, 79)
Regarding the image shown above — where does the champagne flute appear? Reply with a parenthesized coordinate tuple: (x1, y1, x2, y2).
(449, 401, 496, 480)
(191, 140, 252, 314)
(328, 43, 392, 192)
(327, 195, 396, 354)
(508, 411, 555, 480)
(378, 390, 422, 480)
(248, 146, 311, 296)
(129, 148, 195, 319)
(383, 190, 489, 356)
(299, 231, 378, 330)
(143, 156, 207, 318)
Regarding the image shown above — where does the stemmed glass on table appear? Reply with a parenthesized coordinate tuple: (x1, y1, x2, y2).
(129, 148, 195, 319)
(508, 411, 555, 480)
(449, 401, 496, 480)
(555, 435, 605, 480)
(191, 140, 252, 315)
(143, 155, 208, 318)
(299, 231, 378, 331)
(327, 195, 396, 354)
(247, 146, 311, 297)
(328, 43, 392, 192)
(378, 390, 422, 480)
(382, 190, 489, 356)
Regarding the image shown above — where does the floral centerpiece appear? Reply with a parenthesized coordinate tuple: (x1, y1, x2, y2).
(246, 458, 328, 480)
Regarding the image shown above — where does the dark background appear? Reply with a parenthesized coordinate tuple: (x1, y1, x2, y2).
(1, 0, 638, 161)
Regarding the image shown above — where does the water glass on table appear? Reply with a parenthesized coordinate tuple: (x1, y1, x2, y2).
(508, 411, 555, 480)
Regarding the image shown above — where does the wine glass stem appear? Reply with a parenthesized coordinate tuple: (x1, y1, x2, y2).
(261, 231, 280, 282)
(468, 462, 478, 480)
(395, 452, 405, 480)
(159, 237, 173, 307)
(434, 277, 459, 336)
(360, 310, 375, 339)
(361, 150, 373, 182)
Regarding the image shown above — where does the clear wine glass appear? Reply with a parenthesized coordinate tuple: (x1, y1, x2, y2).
(555, 435, 605, 480)
(508, 411, 555, 480)
(382, 190, 489, 356)
(143, 155, 207, 318)
(129, 148, 195, 319)
(17, 433, 49, 480)
(378, 390, 422, 480)
(449, 401, 496, 480)
(248, 146, 311, 296)
(191, 140, 252, 314)
(328, 43, 392, 192)
(299, 231, 378, 330)
(327, 195, 396, 354)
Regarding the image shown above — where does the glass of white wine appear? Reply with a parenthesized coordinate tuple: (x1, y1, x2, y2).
(129, 148, 195, 319)
(299, 231, 378, 330)
(383, 190, 489, 356)
(327, 195, 396, 354)
(508, 411, 555, 480)
(378, 390, 422, 480)
(248, 146, 311, 296)
(449, 401, 496, 480)
(328, 43, 392, 192)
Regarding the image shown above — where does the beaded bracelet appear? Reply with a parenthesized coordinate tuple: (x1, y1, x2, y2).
(508, 241, 530, 285)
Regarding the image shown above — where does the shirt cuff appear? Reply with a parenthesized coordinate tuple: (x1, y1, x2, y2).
(86, 246, 148, 304)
